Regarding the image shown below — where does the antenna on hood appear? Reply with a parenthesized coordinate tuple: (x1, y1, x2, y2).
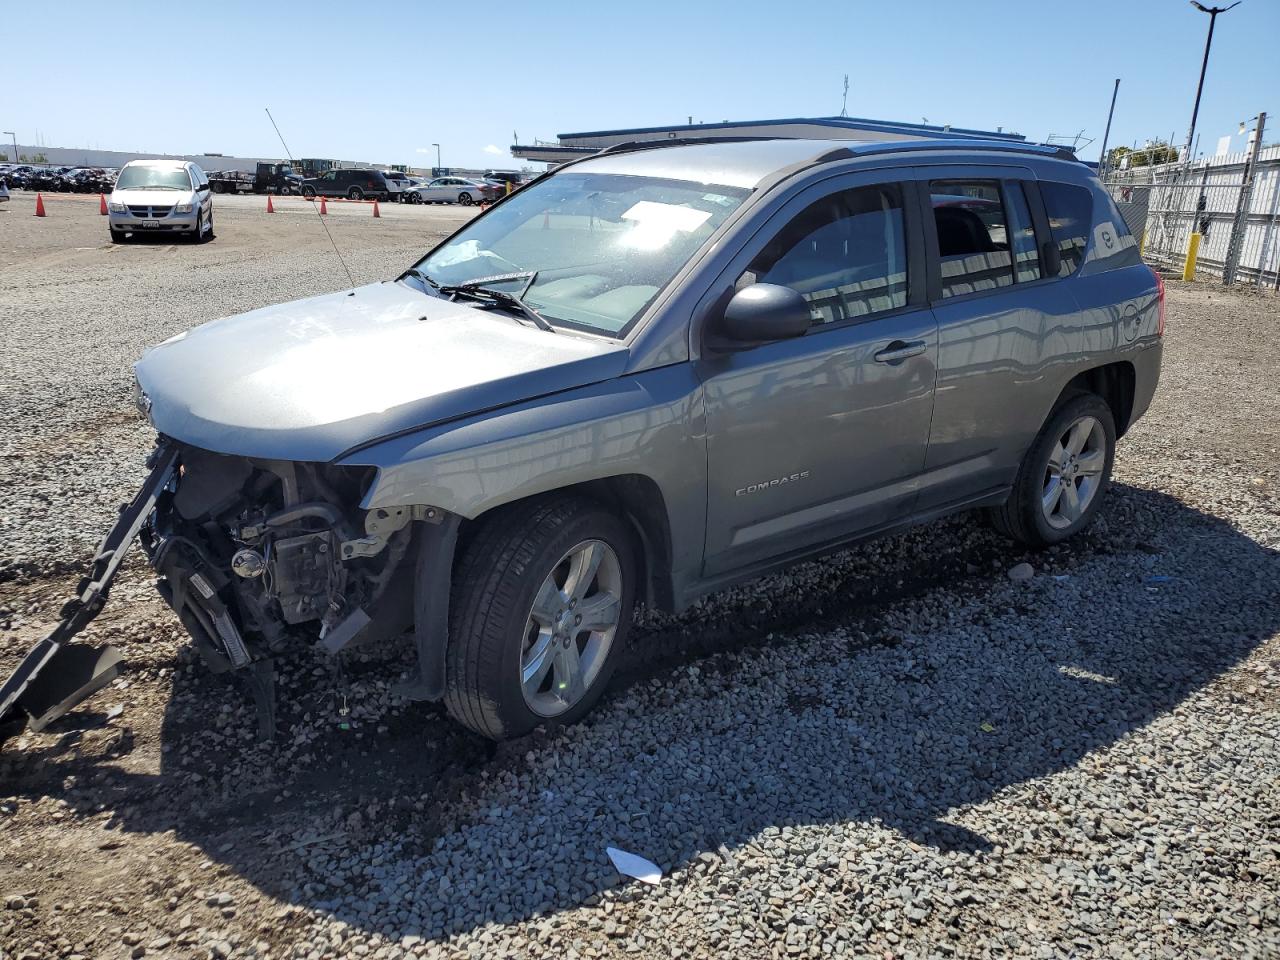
(265, 107, 355, 288)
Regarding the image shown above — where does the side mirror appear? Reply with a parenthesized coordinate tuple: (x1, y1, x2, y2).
(1041, 241, 1061, 278)
(718, 283, 811, 346)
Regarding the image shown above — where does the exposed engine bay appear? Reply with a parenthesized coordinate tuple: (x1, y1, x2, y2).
(140, 442, 437, 734)
(0, 438, 455, 741)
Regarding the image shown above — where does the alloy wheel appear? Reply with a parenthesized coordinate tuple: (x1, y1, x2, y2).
(1042, 415, 1106, 529)
(520, 539, 623, 717)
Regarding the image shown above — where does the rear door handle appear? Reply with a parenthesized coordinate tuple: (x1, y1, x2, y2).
(874, 339, 928, 363)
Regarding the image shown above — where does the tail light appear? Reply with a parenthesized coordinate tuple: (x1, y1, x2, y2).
(1153, 268, 1166, 338)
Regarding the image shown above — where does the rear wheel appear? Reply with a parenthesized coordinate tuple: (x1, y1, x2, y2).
(445, 497, 636, 740)
(348, 186, 364, 201)
(458, 192, 473, 206)
(990, 393, 1115, 548)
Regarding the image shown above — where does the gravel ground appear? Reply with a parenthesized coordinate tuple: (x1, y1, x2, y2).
(1, 194, 1278, 960)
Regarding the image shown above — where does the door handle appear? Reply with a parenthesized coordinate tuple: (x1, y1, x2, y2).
(873, 339, 928, 363)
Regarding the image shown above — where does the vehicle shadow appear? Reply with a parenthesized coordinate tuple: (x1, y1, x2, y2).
(5, 482, 1278, 943)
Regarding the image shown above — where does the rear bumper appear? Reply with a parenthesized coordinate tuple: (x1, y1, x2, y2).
(1127, 339, 1163, 428)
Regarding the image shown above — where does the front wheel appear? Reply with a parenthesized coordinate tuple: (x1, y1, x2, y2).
(301, 185, 316, 198)
(445, 497, 637, 740)
(990, 392, 1116, 548)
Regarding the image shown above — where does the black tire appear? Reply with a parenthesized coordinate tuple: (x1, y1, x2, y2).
(302, 185, 316, 198)
(189, 208, 206, 243)
(445, 496, 638, 740)
(458, 192, 472, 206)
(348, 186, 364, 201)
(990, 392, 1116, 548)
(110, 230, 127, 244)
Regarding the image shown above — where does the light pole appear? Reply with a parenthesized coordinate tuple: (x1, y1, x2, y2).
(1182, 2, 1240, 165)
(431, 143, 441, 172)
(2, 132, 15, 163)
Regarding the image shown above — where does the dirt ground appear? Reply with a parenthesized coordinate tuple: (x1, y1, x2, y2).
(1, 190, 1278, 960)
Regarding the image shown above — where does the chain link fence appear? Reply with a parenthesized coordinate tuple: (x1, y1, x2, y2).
(1102, 144, 1280, 288)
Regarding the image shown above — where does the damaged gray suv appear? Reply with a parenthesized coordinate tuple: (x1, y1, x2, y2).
(1, 137, 1163, 741)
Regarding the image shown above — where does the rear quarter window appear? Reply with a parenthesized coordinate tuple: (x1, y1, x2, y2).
(1040, 181, 1093, 277)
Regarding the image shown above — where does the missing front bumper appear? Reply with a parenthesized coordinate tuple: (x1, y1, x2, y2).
(0, 443, 178, 734)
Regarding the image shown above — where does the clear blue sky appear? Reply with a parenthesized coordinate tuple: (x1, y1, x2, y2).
(8, 0, 1277, 169)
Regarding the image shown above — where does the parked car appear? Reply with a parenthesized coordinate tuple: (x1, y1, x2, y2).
(484, 169, 526, 188)
(403, 176, 500, 205)
(2, 137, 1163, 743)
(380, 170, 410, 201)
(107, 159, 213, 243)
(299, 168, 389, 201)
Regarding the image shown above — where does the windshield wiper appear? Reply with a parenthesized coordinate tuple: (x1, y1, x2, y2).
(399, 266, 440, 290)
(438, 273, 554, 333)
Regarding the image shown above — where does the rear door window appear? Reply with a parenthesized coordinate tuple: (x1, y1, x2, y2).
(750, 183, 909, 326)
(1039, 181, 1094, 276)
(929, 180, 1013, 298)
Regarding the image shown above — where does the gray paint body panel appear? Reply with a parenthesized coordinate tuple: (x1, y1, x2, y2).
(130, 137, 1162, 611)
(135, 281, 628, 462)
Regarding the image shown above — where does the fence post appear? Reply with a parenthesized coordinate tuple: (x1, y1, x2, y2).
(1255, 160, 1280, 288)
(1183, 233, 1202, 281)
(1224, 111, 1266, 286)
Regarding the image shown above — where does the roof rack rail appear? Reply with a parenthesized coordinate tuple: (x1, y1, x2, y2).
(850, 139, 1078, 162)
(591, 135, 1078, 164)
(594, 135, 783, 157)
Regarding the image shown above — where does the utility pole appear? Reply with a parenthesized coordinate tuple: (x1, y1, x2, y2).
(1182, 2, 1240, 165)
(1097, 79, 1121, 179)
(431, 143, 441, 172)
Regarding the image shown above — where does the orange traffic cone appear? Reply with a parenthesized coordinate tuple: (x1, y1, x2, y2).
(34, 193, 46, 217)
(99, 193, 108, 215)
(266, 194, 275, 214)
(319, 197, 328, 215)
(372, 199, 380, 218)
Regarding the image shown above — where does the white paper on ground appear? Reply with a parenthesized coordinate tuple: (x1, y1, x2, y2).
(606, 846, 662, 884)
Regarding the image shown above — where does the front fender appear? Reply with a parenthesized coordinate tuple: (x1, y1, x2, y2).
(337, 364, 705, 584)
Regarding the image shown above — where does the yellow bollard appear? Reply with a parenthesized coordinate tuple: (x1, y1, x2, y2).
(1138, 229, 1145, 257)
(1183, 232, 1202, 282)
(505, 180, 513, 196)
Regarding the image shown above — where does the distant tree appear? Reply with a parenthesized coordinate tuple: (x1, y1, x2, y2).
(31, 152, 48, 164)
(1110, 142, 1178, 169)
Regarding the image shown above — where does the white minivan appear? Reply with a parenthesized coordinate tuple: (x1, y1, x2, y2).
(108, 159, 213, 243)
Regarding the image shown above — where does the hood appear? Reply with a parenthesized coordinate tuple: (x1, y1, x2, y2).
(110, 187, 195, 205)
(134, 281, 629, 462)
